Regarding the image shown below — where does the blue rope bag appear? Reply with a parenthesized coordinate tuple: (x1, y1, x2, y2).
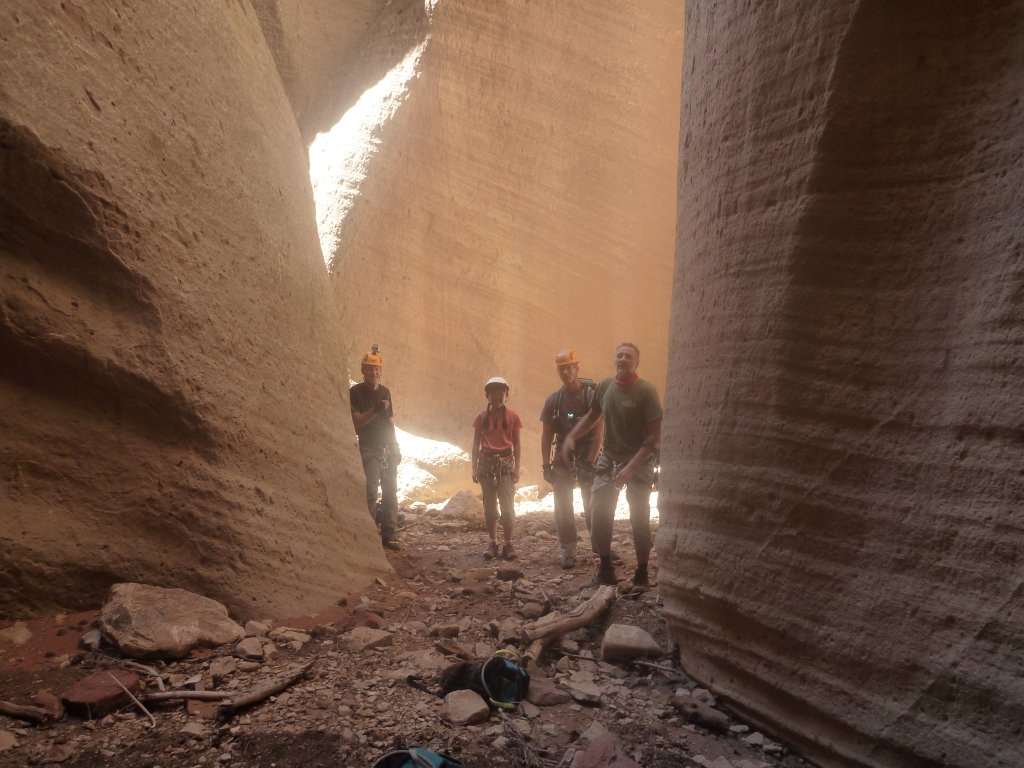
(371, 747, 463, 768)
(480, 649, 530, 710)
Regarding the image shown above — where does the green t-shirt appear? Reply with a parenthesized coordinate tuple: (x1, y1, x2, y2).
(592, 377, 663, 463)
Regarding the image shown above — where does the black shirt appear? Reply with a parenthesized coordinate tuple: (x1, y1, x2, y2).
(349, 382, 396, 447)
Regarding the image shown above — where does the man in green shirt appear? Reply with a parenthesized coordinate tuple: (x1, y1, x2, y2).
(561, 342, 662, 587)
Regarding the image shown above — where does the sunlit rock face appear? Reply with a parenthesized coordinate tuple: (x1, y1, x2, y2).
(297, 0, 684, 459)
(0, 1, 388, 620)
(660, 3, 1024, 768)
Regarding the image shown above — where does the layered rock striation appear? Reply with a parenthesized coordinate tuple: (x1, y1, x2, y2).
(0, 1, 388, 620)
(660, 3, 1024, 767)
(301, 0, 684, 456)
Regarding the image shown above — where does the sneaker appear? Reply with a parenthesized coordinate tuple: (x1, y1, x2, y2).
(483, 541, 499, 560)
(502, 543, 518, 561)
(591, 562, 618, 586)
(559, 551, 575, 570)
(382, 538, 401, 551)
(632, 564, 649, 587)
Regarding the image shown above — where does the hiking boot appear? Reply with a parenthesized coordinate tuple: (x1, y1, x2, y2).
(502, 543, 518, 561)
(483, 540, 499, 560)
(591, 562, 618, 586)
(382, 538, 401, 551)
(632, 564, 649, 587)
(559, 550, 575, 570)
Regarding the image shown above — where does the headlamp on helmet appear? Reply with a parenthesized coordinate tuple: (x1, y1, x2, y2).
(361, 343, 384, 368)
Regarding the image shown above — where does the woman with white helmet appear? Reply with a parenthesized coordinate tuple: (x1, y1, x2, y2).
(471, 377, 523, 560)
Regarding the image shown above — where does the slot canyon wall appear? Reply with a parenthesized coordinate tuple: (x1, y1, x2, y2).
(0, 0, 683, 619)
(0, 1, 390, 621)
(278, 0, 684, 460)
(660, 2, 1024, 768)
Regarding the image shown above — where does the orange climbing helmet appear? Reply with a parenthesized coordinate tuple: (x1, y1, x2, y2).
(555, 348, 580, 367)
(361, 344, 384, 367)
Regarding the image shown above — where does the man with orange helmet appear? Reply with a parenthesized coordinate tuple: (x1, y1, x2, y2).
(561, 342, 662, 587)
(350, 345, 402, 550)
(540, 349, 603, 569)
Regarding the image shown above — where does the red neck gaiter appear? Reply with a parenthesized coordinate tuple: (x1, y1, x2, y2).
(615, 372, 639, 389)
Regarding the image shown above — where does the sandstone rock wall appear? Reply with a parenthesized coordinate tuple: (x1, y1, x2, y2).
(660, 2, 1024, 767)
(309, 0, 684, 463)
(0, 1, 388, 620)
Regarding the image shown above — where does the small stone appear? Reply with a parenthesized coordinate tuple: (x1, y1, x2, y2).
(571, 733, 640, 768)
(670, 693, 730, 734)
(692, 687, 716, 706)
(233, 637, 264, 660)
(31, 689, 65, 720)
(441, 689, 490, 725)
(492, 735, 509, 749)
(496, 567, 525, 581)
(209, 656, 237, 678)
(244, 621, 270, 638)
(186, 700, 221, 719)
(430, 624, 460, 638)
(729, 724, 750, 734)
(237, 660, 262, 672)
(181, 722, 207, 739)
(0, 622, 31, 646)
(562, 679, 602, 705)
(579, 719, 609, 742)
(43, 743, 74, 763)
(709, 758, 734, 768)
(61, 670, 140, 719)
(600, 624, 662, 662)
(525, 676, 571, 706)
(0, 731, 17, 752)
(343, 627, 393, 652)
(743, 732, 765, 747)
(77, 628, 103, 652)
(518, 602, 546, 620)
(520, 700, 541, 718)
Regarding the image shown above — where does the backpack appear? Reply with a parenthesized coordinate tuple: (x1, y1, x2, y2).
(371, 748, 463, 768)
(552, 378, 597, 442)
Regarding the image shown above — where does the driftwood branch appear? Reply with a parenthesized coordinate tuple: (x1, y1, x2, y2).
(520, 585, 616, 667)
(118, 661, 166, 691)
(521, 585, 616, 642)
(142, 689, 231, 703)
(0, 700, 52, 724)
(216, 661, 314, 720)
(108, 673, 156, 728)
(631, 660, 680, 675)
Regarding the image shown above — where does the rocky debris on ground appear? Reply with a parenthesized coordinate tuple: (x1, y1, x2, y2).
(100, 583, 245, 659)
(0, 623, 32, 647)
(0, 508, 814, 768)
(60, 670, 140, 720)
(600, 623, 662, 662)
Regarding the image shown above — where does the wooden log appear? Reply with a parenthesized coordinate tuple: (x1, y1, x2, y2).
(216, 661, 314, 720)
(0, 700, 52, 724)
(521, 585, 616, 642)
(141, 689, 231, 704)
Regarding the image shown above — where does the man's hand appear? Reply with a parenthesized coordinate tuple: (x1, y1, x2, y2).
(614, 463, 638, 487)
(560, 436, 577, 465)
(374, 398, 390, 413)
(542, 464, 555, 483)
(513, 466, 521, 484)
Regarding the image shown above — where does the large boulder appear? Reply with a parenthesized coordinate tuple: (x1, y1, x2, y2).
(100, 583, 244, 659)
(660, 3, 1024, 768)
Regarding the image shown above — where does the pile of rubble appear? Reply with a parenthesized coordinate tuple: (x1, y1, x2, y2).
(0, 507, 811, 768)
